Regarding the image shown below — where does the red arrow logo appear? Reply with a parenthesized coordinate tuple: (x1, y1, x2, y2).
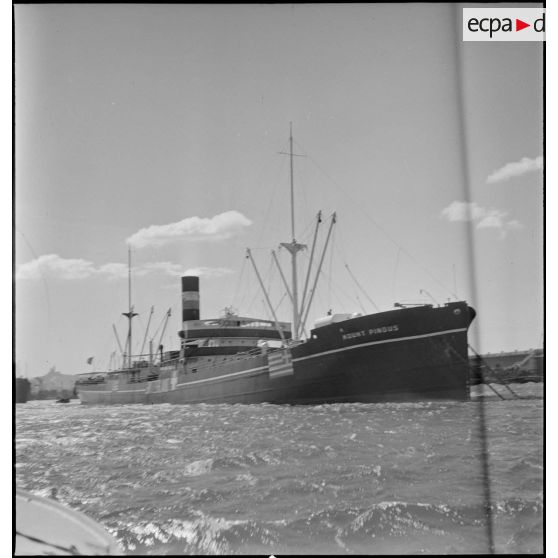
(516, 19, 530, 31)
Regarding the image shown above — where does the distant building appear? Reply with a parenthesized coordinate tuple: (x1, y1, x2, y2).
(469, 348, 543, 384)
(28, 368, 78, 400)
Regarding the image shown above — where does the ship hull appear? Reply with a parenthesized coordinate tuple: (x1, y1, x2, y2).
(15, 378, 31, 404)
(77, 302, 474, 405)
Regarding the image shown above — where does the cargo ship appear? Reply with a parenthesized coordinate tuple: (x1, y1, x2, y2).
(76, 128, 476, 405)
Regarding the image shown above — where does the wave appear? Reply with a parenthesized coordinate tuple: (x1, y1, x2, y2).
(182, 458, 215, 477)
(107, 497, 543, 555)
(16, 397, 543, 554)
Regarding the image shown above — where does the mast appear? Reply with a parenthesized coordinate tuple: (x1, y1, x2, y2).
(299, 212, 336, 338)
(122, 245, 138, 369)
(140, 305, 154, 357)
(128, 246, 132, 364)
(299, 211, 322, 316)
(280, 123, 306, 341)
(289, 123, 295, 241)
(112, 324, 124, 360)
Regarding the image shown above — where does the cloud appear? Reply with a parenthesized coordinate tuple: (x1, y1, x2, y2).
(135, 262, 183, 277)
(486, 155, 543, 184)
(127, 210, 252, 248)
(440, 201, 523, 237)
(16, 254, 97, 280)
(505, 220, 524, 230)
(16, 255, 233, 281)
(182, 267, 233, 278)
(441, 201, 486, 222)
(476, 211, 507, 230)
(97, 263, 129, 279)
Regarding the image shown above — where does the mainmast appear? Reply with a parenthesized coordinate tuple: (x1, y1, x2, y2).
(249, 126, 336, 343)
(280, 123, 306, 341)
(289, 123, 296, 241)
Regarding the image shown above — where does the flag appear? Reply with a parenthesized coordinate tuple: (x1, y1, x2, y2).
(86, 357, 94, 365)
(268, 349, 294, 379)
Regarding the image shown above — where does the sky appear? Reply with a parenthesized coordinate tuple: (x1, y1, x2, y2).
(14, 3, 543, 378)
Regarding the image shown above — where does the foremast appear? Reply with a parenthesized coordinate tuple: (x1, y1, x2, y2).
(122, 245, 138, 369)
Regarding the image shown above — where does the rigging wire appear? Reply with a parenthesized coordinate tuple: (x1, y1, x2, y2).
(304, 151, 457, 300)
(238, 247, 274, 313)
(354, 294, 367, 314)
(114, 315, 127, 368)
(133, 313, 146, 356)
(150, 310, 169, 347)
(391, 248, 401, 303)
(297, 216, 317, 246)
(296, 157, 310, 239)
(332, 223, 380, 312)
(344, 262, 379, 312)
(253, 144, 289, 247)
(328, 224, 335, 310)
(245, 253, 275, 316)
(273, 291, 288, 315)
(99, 323, 117, 372)
(309, 264, 364, 319)
(231, 256, 247, 310)
(15, 228, 53, 369)
(265, 253, 276, 302)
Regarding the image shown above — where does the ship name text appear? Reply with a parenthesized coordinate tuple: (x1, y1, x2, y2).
(342, 324, 399, 341)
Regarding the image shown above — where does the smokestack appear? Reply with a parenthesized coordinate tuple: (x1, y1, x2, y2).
(182, 276, 200, 322)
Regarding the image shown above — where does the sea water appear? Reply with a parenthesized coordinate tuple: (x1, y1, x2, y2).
(15, 383, 543, 555)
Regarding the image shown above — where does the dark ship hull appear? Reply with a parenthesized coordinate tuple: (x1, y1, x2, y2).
(15, 378, 31, 404)
(77, 301, 474, 405)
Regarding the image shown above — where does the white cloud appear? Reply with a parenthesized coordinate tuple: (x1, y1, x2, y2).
(440, 201, 523, 237)
(126, 210, 252, 248)
(182, 267, 233, 278)
(16, 254, 97, 280)
(486, 155, 543, 184)
(16, 256, 232, 281)
(97, 263, 129, 279)
(506, 220, 524, 230)
(441, 201, 486, 222)
(476, 210, 507, 230)
(135, 261, 183, 277)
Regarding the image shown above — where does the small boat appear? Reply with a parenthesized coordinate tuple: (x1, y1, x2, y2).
(15, 489, 123, 555)
(55, 386, 72, 404)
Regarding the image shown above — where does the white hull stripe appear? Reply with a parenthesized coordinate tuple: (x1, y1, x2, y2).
(82, 366, 268, 395)
(293, 328, 468, 363)
(80, 389, 146, 394)
(176, 365, 268, 388)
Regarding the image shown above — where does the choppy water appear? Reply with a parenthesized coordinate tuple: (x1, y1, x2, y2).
(15, 383, 543, 555)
